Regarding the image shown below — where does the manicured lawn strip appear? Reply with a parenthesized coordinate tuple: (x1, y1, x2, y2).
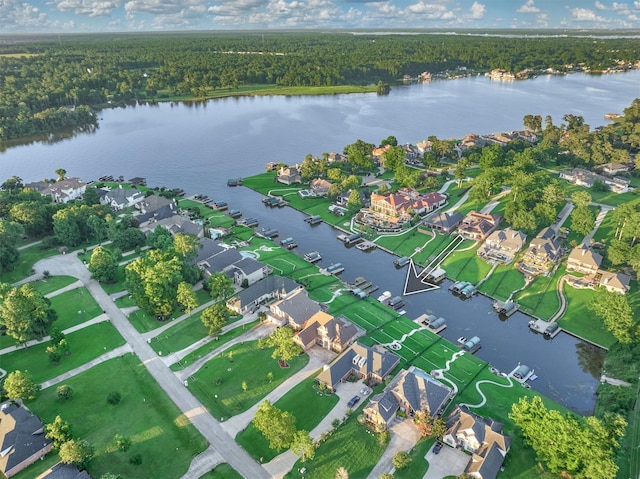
(26, 354, 206, 479)
(0, 244, 59, 284)
(237, 374, 339, 462)
(302, 276, 343, 301)
(369, 329, 395, 345)
(49, 287, 104, 330)
(99, 265, 128, 294)
(411, 233, 457, 266)
(127, 302, 193, 333)
(385, 317, 419, 335)
(200, 463, 243, 479)
(514, 267, 564, 319)
(442, 244, 492, 284)
(393, 437, 435, 479)
(190, 341, 309, 419)
(401, 335, 426, 353)
(478, 264, 526, 301)
(195, 288, 213, 305)
(562, 182, 640, 208)
(30, 275, 79, 295)
(326, 293, 361, 315)
(558, 284, 616, 349)
(339, 300, 396, 330)
(170, 320, 259, 371)
(592, 210, 617, 243)
(115, 294, 138, 308)
(375, 228, 426, 257)
(454, 367, 570, 479)
(2, 322, 125, 384)
(150, 311, 209, 355)
(284, 414, 387, 479)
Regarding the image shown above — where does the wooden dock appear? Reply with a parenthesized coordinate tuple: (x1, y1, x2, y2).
(528, 318, 562, 338)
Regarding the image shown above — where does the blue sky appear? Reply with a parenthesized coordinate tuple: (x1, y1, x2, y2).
(2, 0, 640, 32)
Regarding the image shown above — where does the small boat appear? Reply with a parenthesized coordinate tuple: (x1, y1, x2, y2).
(394, 256, 410, 268)
(456, 336, 468, 345)
(304, 251, 322, 263)
(377, 291, 392, 303)
(356, 241, 375, 251)
(543, 322, 560, 338)
(285, 242, 298, 250)
(227, 178, 243, 187)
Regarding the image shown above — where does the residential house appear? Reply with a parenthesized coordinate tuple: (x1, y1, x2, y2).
(416, 140, 433, 153)
(371, 145, 391, 159)
(34, 178, 87, 203)
(335, 190, 366, 208)
(327, 152, 347, 163)
(268, 289, 323, 329)
(363, 367, 453, 429)
(100, 187, 145, 211)
(226, 276, 301, 314)
(293, 312, 361, 353)
(518, 227, 562, 276)
(423, 211, 464, 234)
(443, 405, 511, 479)
(477, 227, 526, 264)
(276, 166, 302, 185)
(559, 168, 630, 194)
(598, 271, 631, 295)
(316, 342, 400, 391)
(230, 257, 271, 286)
(600, 162, 631, 175)
(457, 212, 503, 241)
(369, 188, 446, 224)
(36, 463, 92, 479)
(310, 179, 332, 197)
(401, 144, 421, 164)
(567, 246, 603, 275)
(0, 403, 53, 478)
(136, 196, 178, 225)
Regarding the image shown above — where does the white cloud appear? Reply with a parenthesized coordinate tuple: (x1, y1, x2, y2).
(405, 2, 447, 17)
(56, 0, 121, 17)
(125, 0, 202, 15)
(570, 7, 604, 21)
(208, 0, 267, 17)
(594, 1, 608, 9)
(466, 1, 485, 19)
(517, 0, 540, 14)
(1, 0, 51, 29)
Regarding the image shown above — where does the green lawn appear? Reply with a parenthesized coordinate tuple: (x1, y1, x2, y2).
(1, 322, 125, 384)
(169, 320, 259, 371)
(236, 374, 339, 462)
(0, 244, 59, 284)
(514, 267, 564, 319)
(29, 275, 79, 295)
(150, 311, 209, 355)
(49, 287, 104, 330)
(190, 340, 310, 420)
(558, 284, 617, 349)
(284, 414, 387, 479)
(21, 354, 206, 479)
(562, 182, 640, 208)
(478, 264, 526, 300)
(393, 438, 435, 479)
(441, 243, 492, 284)
(200, 463, 244, 479)
(98, 265, 128, 294)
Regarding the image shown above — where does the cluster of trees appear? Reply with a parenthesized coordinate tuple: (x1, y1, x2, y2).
(568, 191, 596, 237)
(2, 32, 639, 140)
(510, 396, 625, 479)
(607, 202, 640, 274)
(0, 282, 57, 344)
(589, 288, 635, 344)
(252, 400, 315, 461)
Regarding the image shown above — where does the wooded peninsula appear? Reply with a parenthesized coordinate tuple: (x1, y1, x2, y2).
(1, 31, 640, 141)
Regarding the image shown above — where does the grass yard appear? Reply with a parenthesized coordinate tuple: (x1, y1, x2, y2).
(200, 463, 243, 479)
(592, 210, 617, 244)
(478, 264, 526, 301)
(0, 244, 59, 284)
(441, 243, 492, 284)
(236, 374, 339, 462)
(169, 320, 259, 371)
(338, 298, 397, 331)
(285, 414, 387, 479)
(562, 182, 640, 208)
(375, 228, 430, 258)
(22, 354, 206, 479)
(190, 340, 309, 420)
(150, 311, 211, 355)
(393, 438, 435, 479)
(98, 265, 128, 294)
(1, 321, 125, 384)
(29, 275, 79, 295)
(514, 267, 564, 319)
(49, 287, 104, 330)
(558, 284, 617, 349)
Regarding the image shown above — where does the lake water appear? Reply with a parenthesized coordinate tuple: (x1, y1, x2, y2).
(2, 71, 639, 414)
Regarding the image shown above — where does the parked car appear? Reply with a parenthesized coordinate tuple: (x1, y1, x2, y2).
(347, 395, 360, 408)
(433, 441, 443, 454)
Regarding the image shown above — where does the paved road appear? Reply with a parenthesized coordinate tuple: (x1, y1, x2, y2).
(33, 253, 269, 479)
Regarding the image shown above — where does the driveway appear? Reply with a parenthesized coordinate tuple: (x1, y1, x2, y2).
(423, 445, 469, 479)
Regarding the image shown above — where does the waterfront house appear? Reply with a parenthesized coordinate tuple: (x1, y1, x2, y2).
(457, 212, 503, 241)
(276, 166, 302, 185)
(327, 152, 347, 163)
(150, 214, 204, 238)
(30, 178, 87, 204)
(316, 342, 400, 392)
(600, 162, 631, 176)
(443, 405, 511, 479)
(477, 227, 526, 264)
(423, 211, 464, 234)
(567, 246, 603, 275)
(100, 186, 145, 211)
(230, 257, 271, 286)
(293, 311, 361, 353)
(518, 227, 562, 275)
(369, 188, 446, 224)
(559, 168, 630, 194)
(363, 367, 453, 430)
(268, 289, 323, 329)
(310, 178, 332, 197)
(226, 275, 301, 314)
(372, 144, 391, 159)
(0, 403, 53, 478)
(416, 140, 433, 153)
(598, 271, 631, 295)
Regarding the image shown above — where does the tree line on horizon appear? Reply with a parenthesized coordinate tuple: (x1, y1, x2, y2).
(1, 32, 640, 140)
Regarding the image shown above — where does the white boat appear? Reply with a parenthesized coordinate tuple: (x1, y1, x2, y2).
(377, 291, 392, 302)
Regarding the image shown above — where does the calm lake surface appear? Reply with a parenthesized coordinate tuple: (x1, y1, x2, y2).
(2, 71, 639, 414)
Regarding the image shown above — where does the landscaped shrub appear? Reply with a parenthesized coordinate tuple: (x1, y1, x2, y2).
(107, 391, 122, 405)
(57, 385, 73, 400)
(114, 434, 132, 452)
(392, 451, 411, 470)
(129, 453, 142, 465)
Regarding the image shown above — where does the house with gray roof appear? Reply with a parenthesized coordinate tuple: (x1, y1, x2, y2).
(231, 257, 271, 286)
(293, 312, 362, 353)
(567, 246, 602, 275)
(36, 463, 92, 479)
(316, 342, 400, 392)
(0, 403, 53, 478)
(226, 276, 301, 314)
(136, 196, 177, 223)
(100, 186, 145, 211)
(36, 178, 87, 204)
(598, 270, 631, 295)
(268, 289, 323, 329)
(478, 227, 526, 264)
(146, 215, 204, 238)
(458, 212, 503, 241)
(443, 405, 511, 479)
(423, 211, 464, 234)
(363, 367, 453, 429)
(518, 227, 562, 276)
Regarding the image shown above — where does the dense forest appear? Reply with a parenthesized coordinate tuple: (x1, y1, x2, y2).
(1, 31, 640, 141)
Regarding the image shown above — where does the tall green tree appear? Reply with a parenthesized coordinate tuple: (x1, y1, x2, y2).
(207, 272, 235, 301)
(259, 327, 302, 363)
(200, 302, 229, 336)
(59, 439, 94, 469)
(252, 400, 297, 451)
(45, 415, 74, 449)
(346, 189, 362, 214)
(0, 283, 56, 343)
(177, 282, 198, 316)
(290, 430, 315, 462)
(3, 370, 39, 400)
(589, 288, 635, 343)
(0, 220, 24, 273)
(88, 246, 118, 282)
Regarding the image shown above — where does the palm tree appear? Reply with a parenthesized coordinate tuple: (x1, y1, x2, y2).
(335, 466, 349, 479)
